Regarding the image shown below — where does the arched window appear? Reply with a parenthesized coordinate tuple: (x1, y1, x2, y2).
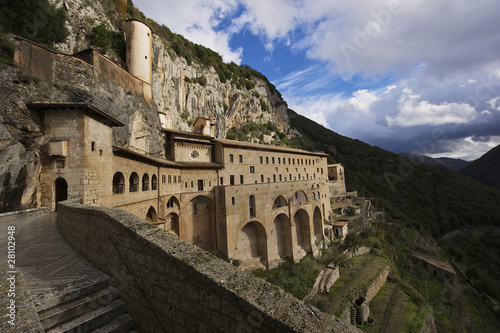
(312, 192, 316, 200)
(151, 174, 158, 190)
(317, 191, 320, 200)
(249, 195, 256, 217)
(112, 172, 125, 194)
(129, 172, 139, 192)
(142, 173, 149, 191)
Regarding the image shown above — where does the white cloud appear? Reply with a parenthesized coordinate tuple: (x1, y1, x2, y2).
(387, 97, 477, 127)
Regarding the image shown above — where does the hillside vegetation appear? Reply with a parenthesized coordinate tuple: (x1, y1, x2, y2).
(286, 109, 500, 301)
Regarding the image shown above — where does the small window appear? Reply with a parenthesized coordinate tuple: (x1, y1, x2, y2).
(267, 178, 270, 183)
(129, 172, 139, 192)
(232, 197, 235, 205)
(198, 180, 203, 191)
(230, 175, 235, 185)
(151, 175, 158, 190)
(239, 155, 243, 163)
(220, 177, 224, 185)
(278, 157, 281, 164)
(91, 141, 96, 151)
(99, 149, 103, 156)
(249, 195, 256, 217)
(173, 175, 177, 183)
(260, 156, 263, 164)
(266, 157, 269, 164)
(162, 175, 166, 184)
(240, 175, 244, 184)
(191, 181, 194, 188)
(279, 174, 282, 182)
(229, 154, 234, 163)
(273, 175, 276, 182)
(272, 157, 275, 164)
(142, 174, 149, 191)
(168, 175, 172, 183)
(261, 175, 264, 182)
(250, 166, 255, 173)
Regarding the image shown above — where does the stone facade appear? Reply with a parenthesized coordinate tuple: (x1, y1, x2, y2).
(31, 101, 330, 268)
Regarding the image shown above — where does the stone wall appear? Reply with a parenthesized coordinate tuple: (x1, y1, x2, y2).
(57, 200, 360, 333)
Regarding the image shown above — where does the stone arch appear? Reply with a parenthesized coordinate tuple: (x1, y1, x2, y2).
(190, 195, 214, 251)
(293, 190, 307, 205)
(129, 172, 139, 192)
(142, 173, 149, 191)
(235, 221, 268, 267)
(112, 172, 125, 194)
(313, 206, 323, 238)
(273, 195, 287, 209)
(166, 212, 179, 237)
(273, 214, 292, 258)
(166, 196, 180, 210)
(293, 209, 311, 253)
(55, 177, 68, 212)
(146, 206, 157, 223)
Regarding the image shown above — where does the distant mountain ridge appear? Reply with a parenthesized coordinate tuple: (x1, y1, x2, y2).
(399, 153, 469, 172)
(459, 144, 500, 188)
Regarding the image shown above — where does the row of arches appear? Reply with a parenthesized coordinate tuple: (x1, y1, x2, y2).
(113, 172, 157, 194)
(234, 206, 323, 267)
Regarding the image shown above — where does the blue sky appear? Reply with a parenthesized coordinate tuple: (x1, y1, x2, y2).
(133, 0, 500, 161)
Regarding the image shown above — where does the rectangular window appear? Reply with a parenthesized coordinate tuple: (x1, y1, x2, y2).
(239, 155, 243, 163)
(178, 175, 181, 183)
(288, 158, 291, 164)
(191, 181, 194, 188)
(168, 175, 172, 183)
(162, 175, 166, 184)
(173, 175, 177, 183)
(273, 175, 276, 182)
(91, 141, 96, 151)
(250, 166, 255, 173)
(272, 157, 275, 164)
(198, 180, 204, 191)
(266, 157, 269, 164)
(220, 177, 224, 185)
(260, 156, 263, 164)
(279, 174, 282, 182)
(240, 175, 244, 184)
(99, 149, 103, 156)
(232, 197, 235, 205)
(284, 177, 287, 182)
(229, 154, 233, 162)
(56, 159, 65, 169)
(261, 175, 264, 182)
(267, 178, 270, 183)
(278, 157, 281, 164)
(230, 175, 235, 185)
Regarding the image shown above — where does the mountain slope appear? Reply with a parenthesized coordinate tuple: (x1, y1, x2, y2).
(287, 109, 500, 236)
(399, 153, 469, 172)
(459, 144, 500, 188)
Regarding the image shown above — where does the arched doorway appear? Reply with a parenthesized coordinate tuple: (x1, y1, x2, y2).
(55, 177, 68, 212)
(146, 206, 157, 223)
(294, 209, 311, 253)
(273, 214, 292, 258)
(166, 213, 179, 236)
(313, 206, 323, 239)
(190, 196, 213, 251)
(235, 221, 268, 266)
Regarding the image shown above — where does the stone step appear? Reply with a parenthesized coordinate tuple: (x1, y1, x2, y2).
(39, 286, 119, 330)
(34, 274, 111, 312)
(45, 299, 126, 333)
(89, 313, 134, 333)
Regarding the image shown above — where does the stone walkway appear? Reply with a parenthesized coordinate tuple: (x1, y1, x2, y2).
(1, 213, 109, 332)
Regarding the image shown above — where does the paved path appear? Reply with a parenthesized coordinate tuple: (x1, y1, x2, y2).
(1, 213, 109, 331)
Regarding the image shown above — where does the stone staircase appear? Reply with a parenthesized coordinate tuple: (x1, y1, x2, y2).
(36, 275, 134, 332)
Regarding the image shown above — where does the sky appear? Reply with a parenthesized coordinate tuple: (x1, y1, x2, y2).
(133, 0, 500, 161)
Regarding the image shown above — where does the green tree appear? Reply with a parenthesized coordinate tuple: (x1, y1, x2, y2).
(91, 23, 112, 54)
(0, 0, 68, 46)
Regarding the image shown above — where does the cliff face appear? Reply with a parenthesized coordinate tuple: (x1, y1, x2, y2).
(151, 35, 289, 138)
(0, 0, 290, 212)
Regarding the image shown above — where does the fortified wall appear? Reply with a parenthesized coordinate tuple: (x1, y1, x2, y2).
(57, 200, 360, 333)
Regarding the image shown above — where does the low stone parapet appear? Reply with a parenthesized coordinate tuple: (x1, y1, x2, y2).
(57, 201, 361, 333)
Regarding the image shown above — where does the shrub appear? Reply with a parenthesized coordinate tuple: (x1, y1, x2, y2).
(0, 0, 68, 47)
(91, 23, 112, 54)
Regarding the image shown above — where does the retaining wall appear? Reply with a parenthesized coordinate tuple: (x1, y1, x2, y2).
(57, 201, 360, 333)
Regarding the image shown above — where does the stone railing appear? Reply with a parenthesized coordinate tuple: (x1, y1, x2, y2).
(57, 201, 360, 333)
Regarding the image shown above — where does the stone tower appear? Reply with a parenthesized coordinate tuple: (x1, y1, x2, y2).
(126, 19, 152, 84)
